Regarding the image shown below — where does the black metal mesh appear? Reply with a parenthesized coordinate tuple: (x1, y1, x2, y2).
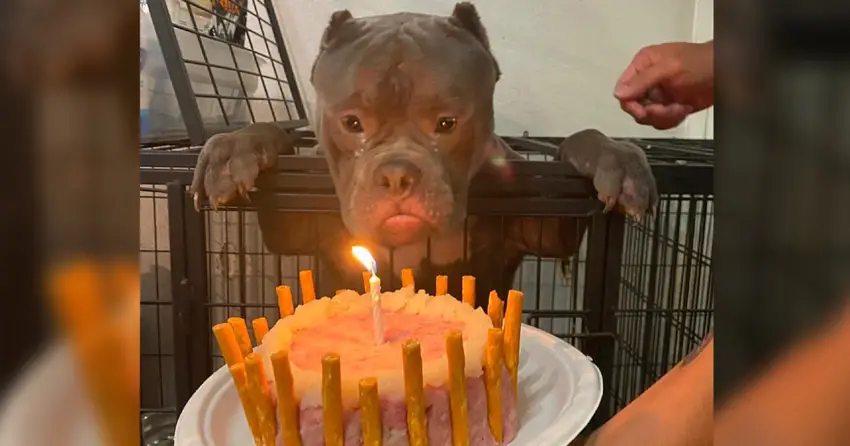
(139, 184, 178, 444)
(143, 0, 306, 146)
(138, 134, 713, 444)
(611, 193, 714, 412)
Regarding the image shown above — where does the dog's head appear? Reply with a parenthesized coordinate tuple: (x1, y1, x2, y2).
(310, 3, 500, 247)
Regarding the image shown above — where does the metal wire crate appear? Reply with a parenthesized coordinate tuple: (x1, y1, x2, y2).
(142, 0, 307, 146)
(610, 139, 714, 414)
(139, 184, 178, 444)
(139, 134, 713, 445)
(140, 0, 308, 439)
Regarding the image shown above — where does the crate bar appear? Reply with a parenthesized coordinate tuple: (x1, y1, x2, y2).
(175, 130, 316, 150)
(249, 194, 600, 213)
(182, 189, 212, 398)
(180, 0, 278, 48)
(140, 169, 193, 185)
(263, 0, 308, 118)
(172, 23, 277, 65)
(205, 120, 309, 138)
(253, 175, 593, 196)
(257, 175, 591, 195)
(501, 137, 560, 157)
(183, 58, 284, 83)
(247, 194, 601, 215)
(236, 13, 277, 124)
(193, 93, 289, 102)
(582, 211, 611, 426)
(139, 152, 586, 173)
(652, 164, 713, 195)
(166, 182, 193, 410)
(226, 43, 257, 124)
(600, 213, 625, 416)
(183, 0, 231, 130)
(139, 170, 596, 196)
(147, 0, 207, 145)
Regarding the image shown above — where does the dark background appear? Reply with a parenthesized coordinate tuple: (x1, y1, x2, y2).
(713, 0, 850, 403)
(0, 12, 43, 391)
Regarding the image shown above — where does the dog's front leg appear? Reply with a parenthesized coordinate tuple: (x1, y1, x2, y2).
(558, 129, 659, 220)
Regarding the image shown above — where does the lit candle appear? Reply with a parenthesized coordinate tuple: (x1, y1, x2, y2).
(352, 246, 384, 344)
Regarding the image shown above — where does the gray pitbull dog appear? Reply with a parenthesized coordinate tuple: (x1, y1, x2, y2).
(192, 3, 657, 308)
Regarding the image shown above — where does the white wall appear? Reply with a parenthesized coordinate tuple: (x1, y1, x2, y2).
(273, 0, 713, 139)
(684, 0, 715, 138)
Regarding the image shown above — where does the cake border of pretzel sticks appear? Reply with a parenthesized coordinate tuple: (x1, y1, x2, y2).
(211, 269, 524, 446)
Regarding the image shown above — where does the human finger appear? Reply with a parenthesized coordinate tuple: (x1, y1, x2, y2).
(642, 103, 692, 130)
(619, 99, 647, 121)
(614, 60, 676, 102)
(614, 47, 654, 91)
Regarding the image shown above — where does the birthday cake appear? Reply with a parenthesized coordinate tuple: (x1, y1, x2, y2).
(212, 271, 523, 446)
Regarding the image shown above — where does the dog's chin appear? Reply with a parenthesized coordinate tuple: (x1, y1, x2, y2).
(376, 214, 432, 247)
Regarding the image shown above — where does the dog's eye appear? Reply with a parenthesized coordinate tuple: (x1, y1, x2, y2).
(341, 115, 364, 133)
(435, 117, 457, 134)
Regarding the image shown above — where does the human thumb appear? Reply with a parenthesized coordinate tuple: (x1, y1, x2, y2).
(614, 62, 674, 101)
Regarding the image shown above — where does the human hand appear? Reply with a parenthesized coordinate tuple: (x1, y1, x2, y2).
(614, 41, 714, 130)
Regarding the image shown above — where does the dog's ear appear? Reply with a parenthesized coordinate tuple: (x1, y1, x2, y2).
(319, 9, 354, 51)
(451, 3, 491, 50)
(311, 10, 354, 84)
(450, 2, 501, 81)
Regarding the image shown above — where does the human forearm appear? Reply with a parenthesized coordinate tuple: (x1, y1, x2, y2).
(575, 331, 714, 446)
(715, 307, 850, 445)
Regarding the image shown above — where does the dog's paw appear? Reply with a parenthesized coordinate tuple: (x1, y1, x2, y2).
(592, 142, 658, 220)
(190, 123, 290, 211)
(559, 129, 658, 221)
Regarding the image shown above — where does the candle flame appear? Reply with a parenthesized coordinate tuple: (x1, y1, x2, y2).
(351, 246, 377, 274)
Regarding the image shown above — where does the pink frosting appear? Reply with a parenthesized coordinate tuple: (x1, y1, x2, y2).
(289, 312, 465, 374)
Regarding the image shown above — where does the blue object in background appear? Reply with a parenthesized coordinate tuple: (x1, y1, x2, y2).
(140, 47, 150, 137)
(140, 109, 150, 137)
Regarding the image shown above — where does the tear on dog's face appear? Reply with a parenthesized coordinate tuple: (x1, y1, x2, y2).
(310, 3, 501, 248)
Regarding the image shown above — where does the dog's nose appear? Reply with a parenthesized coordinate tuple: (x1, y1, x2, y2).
(375, 160, 422, 196)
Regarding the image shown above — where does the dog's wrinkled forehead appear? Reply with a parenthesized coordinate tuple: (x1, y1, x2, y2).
(310, 3, 500, 113)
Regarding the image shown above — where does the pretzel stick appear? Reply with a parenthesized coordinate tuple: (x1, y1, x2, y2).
(504, 289, 524, 394)
(461, 276, 475, 307)
(487, 291, 503, 329)
(276, 285, 295, 318)
(322, 353, 344, 446)
(229, 363, 263, 445)
(252, 317, 270, 344)
(228, 317, 254, 358)
(483, 329, 504, 442)
(436, 275, 448, 296)
(401, 268, 415, 289)
(362, 271, 372, 293)
(402, 339, 428, 446)
(446, 330, 470, 446)
(299, 270, 316, 303)
(359, 377, 382, 446)
(245, 353, 277, 445)
(212, 323, 243, 368)
(271, 350, 302, 446)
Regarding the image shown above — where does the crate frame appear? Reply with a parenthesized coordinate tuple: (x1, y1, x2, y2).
(144, 0, 307, 146)
(140, 134, 713, 438)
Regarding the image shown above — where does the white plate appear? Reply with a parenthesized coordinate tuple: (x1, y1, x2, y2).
(0, 342, 102, 446)
(176, 325, 603, 445)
